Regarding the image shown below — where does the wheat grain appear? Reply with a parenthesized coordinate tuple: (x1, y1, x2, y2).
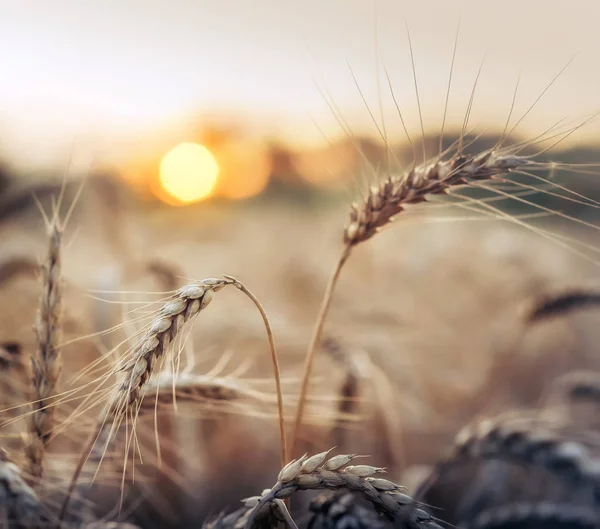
(61, 276, 288, 523)
(25, 219, 63, 481)
(106, 278, 230, 421)
(343, 152, 529, 246)
(292, 150, 532, 453)
(238, 450, 440, 529)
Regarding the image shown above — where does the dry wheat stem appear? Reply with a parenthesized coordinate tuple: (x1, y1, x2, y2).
(291, 150, 531, 454)
(291, 246, 350, 455)
(241, 450, 440, 529)
(25, 220, 63, 482)
(223, 275, 288, 468)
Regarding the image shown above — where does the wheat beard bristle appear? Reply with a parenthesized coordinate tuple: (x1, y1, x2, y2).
(61, 275, 288, 524)
(60, 278, 231, 523)
(25, 222, 63, 482)
(106, 277, 231, 423)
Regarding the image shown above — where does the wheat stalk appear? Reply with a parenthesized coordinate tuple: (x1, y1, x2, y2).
(292, 150, 531, 453)
(211, 450, 440, 529)
(60, 276, 287, 523)
(25, 218, 63, 482)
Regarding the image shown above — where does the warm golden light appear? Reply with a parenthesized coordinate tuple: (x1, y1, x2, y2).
(159, 142, 219, 204)
(294, 142, 357, 188)
(213, 140, 272, 200)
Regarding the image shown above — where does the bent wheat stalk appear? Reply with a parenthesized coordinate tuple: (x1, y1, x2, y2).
(25, 218, 63, 482)
(60, 276, 286, 522)
(292, 150, 531, 453)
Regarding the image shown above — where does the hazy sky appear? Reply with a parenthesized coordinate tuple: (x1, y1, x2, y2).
(2, 0, 600, 169)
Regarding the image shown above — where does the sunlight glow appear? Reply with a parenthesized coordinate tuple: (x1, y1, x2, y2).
(214, 140, 272, 200)
(158, 142, 219, 204)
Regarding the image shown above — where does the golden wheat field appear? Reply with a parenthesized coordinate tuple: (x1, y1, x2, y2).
(3, 1, 600, 529)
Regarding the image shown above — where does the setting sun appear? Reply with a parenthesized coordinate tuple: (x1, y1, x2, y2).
(158, 142, 219, 204)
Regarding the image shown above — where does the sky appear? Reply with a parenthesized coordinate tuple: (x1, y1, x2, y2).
(2, 0, 600, 170)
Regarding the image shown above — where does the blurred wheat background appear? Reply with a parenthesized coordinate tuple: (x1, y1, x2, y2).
(1, 1, 600, 528)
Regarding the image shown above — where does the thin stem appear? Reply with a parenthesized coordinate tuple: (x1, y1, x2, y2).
(291, 244, 353, 455)
(224, 276, 288, 467)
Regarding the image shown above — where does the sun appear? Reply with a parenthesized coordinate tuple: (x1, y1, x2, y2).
(158, 142, 219, 204)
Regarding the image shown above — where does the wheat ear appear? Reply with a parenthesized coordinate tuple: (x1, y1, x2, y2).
(235, 450, 440, 529)
(60, 276, 287, 521)
(25, 218, 63, 482)
(291, 151, 531, 453)
(421, 413, 599, 496)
